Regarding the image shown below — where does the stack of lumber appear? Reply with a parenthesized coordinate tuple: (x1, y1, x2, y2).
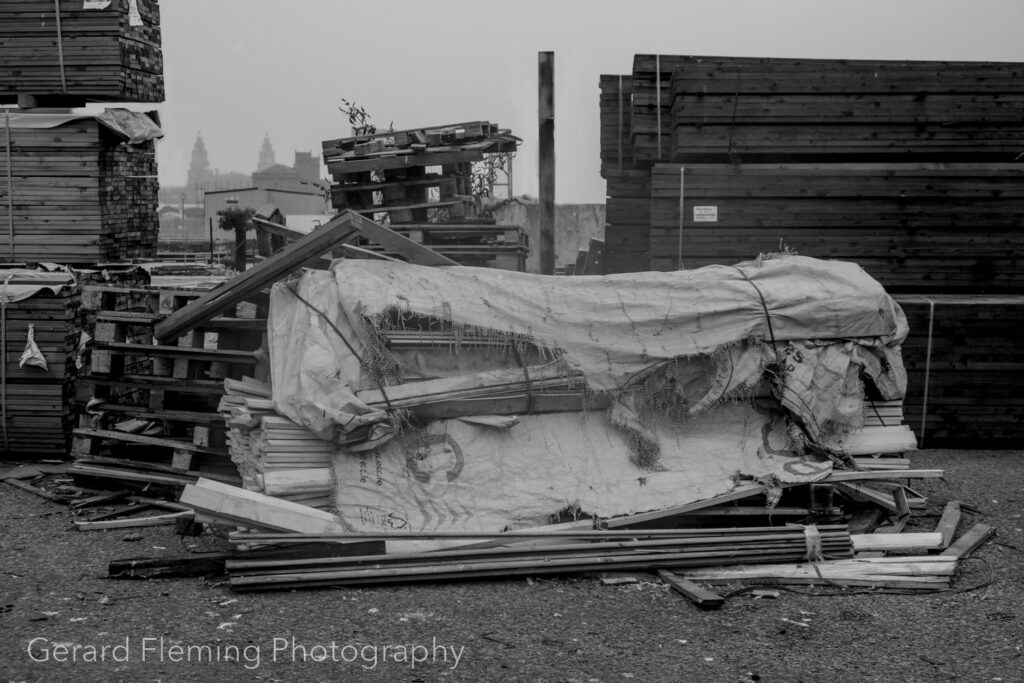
(599, 75, 635, 174)
(224, 524, 856, 591)
(624, 54, 1024, 166)
(219, 377, 334, 509)
(0, 0, 164, 104)
(321, 121, 524, 270)
(667, 56, 1024, 162)
(896, 294, 1024, 447)
(599, 54, 1024, 295)
(0, 112, 160, 264)
(0, 269, 82, 458)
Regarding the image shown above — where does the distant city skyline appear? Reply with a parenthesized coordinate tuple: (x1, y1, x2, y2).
(147, 0, 1024, 203)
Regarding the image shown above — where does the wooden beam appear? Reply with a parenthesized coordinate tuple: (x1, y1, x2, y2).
(538, 51, 555, 275)
(940, 523, 996, 559)
(933, 500, 962, 550)
(72, 428, 227, 456)
(153, 211, 361, 343)
(657, 569, 725, 609)
(349, 213, 458, 267)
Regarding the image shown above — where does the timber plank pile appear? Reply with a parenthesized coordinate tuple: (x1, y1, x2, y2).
(600, 54, 1024, 293)
(0, 112, 160, 264)
(321, 121, 525, 270)
(600, 53, 1024, 446)
(0, 0, 164, 104)
(0, 269, 82, 458)
(647, 162, 1024, 287)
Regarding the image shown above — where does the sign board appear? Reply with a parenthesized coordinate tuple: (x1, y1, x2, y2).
(693, 206, 718, 222)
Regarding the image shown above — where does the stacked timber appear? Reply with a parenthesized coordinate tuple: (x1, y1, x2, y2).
(647, 162, 1024, 289)
(0, 269, 82, 458)
(668, 56, 1024, 162)
(0, 0, 164, 104)
(896, 294, 1024, 447)
(599, 54, 1024, 294)
(0, 111, 160, 264)
(321, 121, 524, 270)
(219, 378, 334, 510)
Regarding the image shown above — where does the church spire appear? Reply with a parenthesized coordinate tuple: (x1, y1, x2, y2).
(257, 132, 275, 172)
(186, 131, 212, 191)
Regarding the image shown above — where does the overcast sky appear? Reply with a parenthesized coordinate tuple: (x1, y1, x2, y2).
(153, 0, 1024, 203)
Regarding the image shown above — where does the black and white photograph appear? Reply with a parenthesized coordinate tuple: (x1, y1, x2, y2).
(1, 1, 1022, 680)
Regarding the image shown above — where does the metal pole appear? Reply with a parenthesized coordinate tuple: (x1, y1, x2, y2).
(538, 51, 555, 275)
(209, 217, 214, 263)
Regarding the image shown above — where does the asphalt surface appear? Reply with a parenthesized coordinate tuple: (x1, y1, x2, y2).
(1, 448, 1022, 683)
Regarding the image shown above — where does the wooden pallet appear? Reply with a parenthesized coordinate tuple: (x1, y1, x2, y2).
(74, 282, 267, 475)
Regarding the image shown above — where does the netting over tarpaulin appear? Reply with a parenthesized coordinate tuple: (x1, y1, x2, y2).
(266, 254, 910, 530)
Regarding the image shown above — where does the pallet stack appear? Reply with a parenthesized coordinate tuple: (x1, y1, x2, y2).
(322, 121, 525, 270)
(0, 269, 82, 458)
(0, 0, 164, 105)
(599, 53, 1024, 446)
(0, 111, 160, 264)
(72, 282, 265, 480)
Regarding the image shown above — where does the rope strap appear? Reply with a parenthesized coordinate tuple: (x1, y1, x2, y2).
(510, 343, 535, 414)
(54, 0, 68, 92)
(1, 275, 13, 453)
(795, 523, 825, 562)
(4, 109, 13, 260)
(916, 295, 936, 448)
(731, 266, 781, 361)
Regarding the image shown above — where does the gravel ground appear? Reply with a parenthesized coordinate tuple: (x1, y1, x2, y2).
(1, 448, 1022, 683)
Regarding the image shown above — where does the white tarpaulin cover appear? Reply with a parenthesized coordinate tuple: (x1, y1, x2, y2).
(267, 254, 909, 526)
(332, 402, 831, 532)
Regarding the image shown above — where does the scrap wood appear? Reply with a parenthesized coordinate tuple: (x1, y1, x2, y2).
(933, 501, 963, 551)
(226, 545, 854, 592)
(155, 211, 455, 343)
(940, 523, 996, 559)
(179, 477, 352, 534)
(657, 569, 725, 609)
(0, 462, 69, 480)
(74, 494, 195, 530)
(850, 532, 942, 553)
(224, 526, 857, 591)
(354, 363, 582, 410)
(108, 540, 387, 580)
(2, 477, 73, 504)
(672, 555, 957, 591)
(230, 525, 852, 540)
(74, 510, 193, 531)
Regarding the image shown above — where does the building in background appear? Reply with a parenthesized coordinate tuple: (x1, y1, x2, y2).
(161, 134, 327, 241)
(257, 133, 275, 171)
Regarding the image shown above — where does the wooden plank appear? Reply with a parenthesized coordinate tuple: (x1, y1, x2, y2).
(851, 532, 943, 553)
(72, 428, 227, 456)
(940, 523, 996, 559)
(154, 211, 360, 342)
(657, 569, 724, 609)
(180, 477, 352, 534)
(933, 501, 962, 550)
